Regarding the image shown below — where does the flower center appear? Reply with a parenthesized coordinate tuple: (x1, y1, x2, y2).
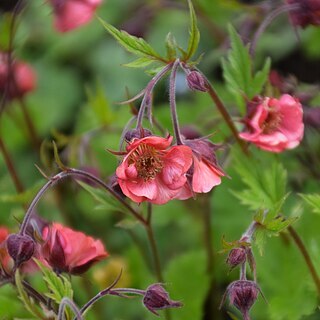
(262, 110, 282, 134)
(129, 144, 164, 181)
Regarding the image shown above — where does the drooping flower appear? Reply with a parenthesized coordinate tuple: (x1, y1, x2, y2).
(286, 0, 320, 28)
(178, 138, 225, 198)
(239, 94, 304, 153)
(49, 0, 102, 33)
(143, 284, 182, 316)
(116, 135, 193, 205)
(42, 223, 108, 274)
(0, 53, 37, 99)
(220, 280, 261, 320)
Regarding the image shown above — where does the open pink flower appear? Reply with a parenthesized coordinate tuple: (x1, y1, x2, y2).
(116, 135, 193, 205)
(239, 94, 304, 153)
(0, 53, 37, 99)
(49, 0, 102, 32)
(42, 223, 108, 274)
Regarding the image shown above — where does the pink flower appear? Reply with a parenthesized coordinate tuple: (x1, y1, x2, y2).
(49, 0, 102, 32)
(177, 139, 225, 198)
(116, 135, 193, 205)
(0, 227, 10, 272)
(42, 223, 108, 274)
(239, 94, 304, 153)
(0, 53, 37, 99)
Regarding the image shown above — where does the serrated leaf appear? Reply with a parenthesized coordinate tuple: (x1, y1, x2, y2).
(53, 141, 67, 171)
(77, 180, 120, 212)
(99, 18, 163, 61)
(34, 260, 73, 304)
(122, 57, 155, 68)
(220, 236, 250, 253)
(300, 194, 320, 215)
(185, 0, 200, 60)
(15, 271, 44, 319)
(254, 225, 267, 255)
(250, 57, 271, 97)
(265, 216, 298, 233)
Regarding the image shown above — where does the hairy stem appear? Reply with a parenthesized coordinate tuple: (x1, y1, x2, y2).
(169, 59, 183, 145)
(288, 226, 320, 297)
(136, 63, 173, 129)
(204, 80, 249, 155)
(0, 136, 24, 193)
(19, 168, 147, 235)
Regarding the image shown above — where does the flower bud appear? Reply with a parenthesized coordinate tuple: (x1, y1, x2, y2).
(186, 71, 208, 92)
(226, 247, 246, 269)
(124, 128, 152, 142)
(221, 280, 260, 320)
(143, 284, 182, 316)
(286, 0, 320, 28)
(6, 234, 35, 268)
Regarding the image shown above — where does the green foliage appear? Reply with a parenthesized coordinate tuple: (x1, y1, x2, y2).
(34, 260, 73, 304)
(184, 0, 200, 61)
(221, 25, 271, 113)
(99, 18, 163, 63)
(165, 251, 210, 320)
(15, 270, 44, 319)
(300, 194, 320, 215)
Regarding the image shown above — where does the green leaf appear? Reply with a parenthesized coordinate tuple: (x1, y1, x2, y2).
(185, 0, 200, 60)
(15, 271, 44, 319)
(86, 82, 114, 125)
(165, 32, 177, 61)
(34, 260, 73, 304)
(222, 25, 271, 113)
(99, 18, 163, 61)
(165, 251, 210, 320)
(53, 140, 67, 171)
(300, 194, 320, 215)
(77, 180, 120, 212)
(231, 150, 288, 220)
(265, 215, 298, 233)
(122, 57, 155, 68)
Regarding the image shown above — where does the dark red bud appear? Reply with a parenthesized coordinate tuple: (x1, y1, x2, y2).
(226, 247, 247, 269)
(125, 128, 152, 142)
(186, 71, 208, 92)
(143, 284, 182, 316)
(286, 0, 320, 28)
(6, 234, 35, 268)
(221, 280, 260, 320)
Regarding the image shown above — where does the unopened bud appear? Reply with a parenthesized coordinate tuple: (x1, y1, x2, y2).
(6, 234, 35, 268)
(221, 280, 261, 320)
(226, 247, 247, 269)
(186, 71, 208, 92)
(143, 284, 182, 316)
(125, 128, 152, 142)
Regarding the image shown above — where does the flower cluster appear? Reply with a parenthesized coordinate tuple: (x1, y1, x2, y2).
(115, 135, 225, 204)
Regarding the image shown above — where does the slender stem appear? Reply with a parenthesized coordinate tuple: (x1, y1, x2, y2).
(145, 208, 164, 283)
(240, 262, 247, 281)
(22, 280, 49, 308)
(249, 3, 301, 57)
(19, 168, 147, 235)
(169, 59, 183, 145)
(0, 136, 24, 193)
(58, 297, 83, 320)
(18, 98, 41, 151)
(136, 63, 173, 129)
(288, 226, 320, 297)
(203, 78, 249, 155)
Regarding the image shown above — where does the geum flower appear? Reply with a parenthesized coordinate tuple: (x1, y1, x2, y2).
(177, 138, 225, 198)
(116, 135, 193, 205)
(49, 0, 102, 33)
(42, 223, 108, 274)
(239, 94, 304, 153)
